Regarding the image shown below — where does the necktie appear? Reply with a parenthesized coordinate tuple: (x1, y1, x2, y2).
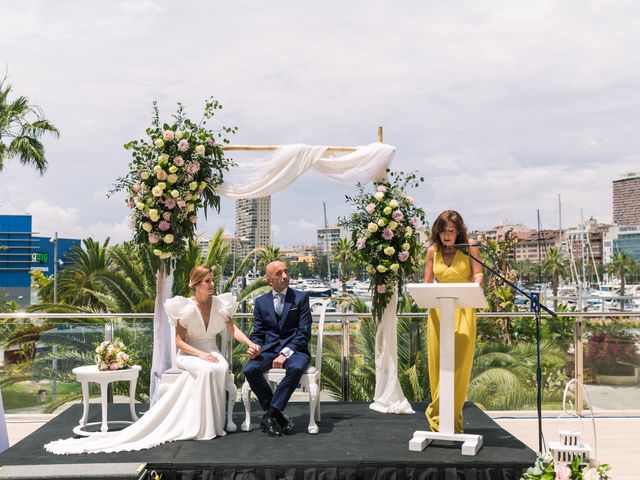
(275, 293, 284, 316)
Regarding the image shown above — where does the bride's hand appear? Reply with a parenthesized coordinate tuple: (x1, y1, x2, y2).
(198, 352, 219, 363)
(247, 343, 261, 359)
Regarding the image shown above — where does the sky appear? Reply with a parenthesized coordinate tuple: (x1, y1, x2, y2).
(1, 0, 639, 247)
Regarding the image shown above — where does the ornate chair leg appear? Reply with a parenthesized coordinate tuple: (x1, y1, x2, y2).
(240, 380, 253, 432)
(225, 374, 237, 432)
(307, 382, 320, 434)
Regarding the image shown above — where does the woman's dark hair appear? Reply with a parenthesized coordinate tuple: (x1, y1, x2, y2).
(429, 210, 469, 250)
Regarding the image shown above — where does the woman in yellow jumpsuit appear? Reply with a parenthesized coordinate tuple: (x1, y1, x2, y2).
(424, 210, 483, 433)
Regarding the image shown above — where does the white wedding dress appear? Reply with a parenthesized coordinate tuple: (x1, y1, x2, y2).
(45, 293, 237, 455)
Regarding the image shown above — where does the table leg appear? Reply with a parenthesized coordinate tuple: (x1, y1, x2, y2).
(100, 381, 109, 432)
(79, 380, 89, 427)
(128, 379, 139, 421)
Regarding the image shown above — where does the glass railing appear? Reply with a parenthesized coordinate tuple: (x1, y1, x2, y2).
(1, 311, 639, 414)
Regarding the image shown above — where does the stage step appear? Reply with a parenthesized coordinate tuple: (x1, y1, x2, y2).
(0, 463, 147, 480)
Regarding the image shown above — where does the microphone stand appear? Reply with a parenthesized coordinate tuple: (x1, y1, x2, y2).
(455, 245, 557, 453)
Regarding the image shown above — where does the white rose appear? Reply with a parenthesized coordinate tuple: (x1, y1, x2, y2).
(374, 191, 384, 201)
(389, 263, 400, 272)
(389, 199, 399, 208)
(195, 145, 206, 156)
(167, 174, 178, 184)
(367, 222, 378, 233)
(140, 171, 150, 180)
(388, 221, 398, 230)
(170, 190, 180, 198)
(154, 139, 164, 148)
(376, 265, 387, 273)
(142, 222, 153, 232)
(151, 186, 163, 197)
(582, 468, 599, 480)
(175, 130, 184, 140)
(148, 209, 160, 222)
(163, 234, 175, 244)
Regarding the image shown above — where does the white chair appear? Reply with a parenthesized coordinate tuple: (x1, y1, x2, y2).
(157, 324, 237, 432)
(240, 299, 329, 434)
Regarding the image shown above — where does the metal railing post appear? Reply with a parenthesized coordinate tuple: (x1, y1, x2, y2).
(341, 316, 350, 402)
(574, 318, 584, 415)
(105, 321, 114, 404)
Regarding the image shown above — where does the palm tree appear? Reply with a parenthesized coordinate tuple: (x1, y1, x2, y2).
(256, 245, 283, 274)
(542, 247, 568, 310)
(332, 237, 353, 292)
(0, 75, 59, 174)
(468, 340, 567, 410)
(606, 251, 637, 310)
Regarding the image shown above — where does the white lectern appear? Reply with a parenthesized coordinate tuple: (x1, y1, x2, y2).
(406, 283, 488, 456)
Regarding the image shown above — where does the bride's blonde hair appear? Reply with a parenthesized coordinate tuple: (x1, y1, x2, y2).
(188, 265, 214, 290)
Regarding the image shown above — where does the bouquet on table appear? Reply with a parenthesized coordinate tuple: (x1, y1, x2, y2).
(339, 170, 427, 321)
(112, 98, 236, 261)
(521, 454, 610, 480)
(95, 338, 134, 371)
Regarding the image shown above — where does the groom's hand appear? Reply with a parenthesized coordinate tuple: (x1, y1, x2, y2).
(272, 354, 287, 369)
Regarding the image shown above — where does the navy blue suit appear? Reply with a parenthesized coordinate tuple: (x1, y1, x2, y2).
(243, 288, 312, 412)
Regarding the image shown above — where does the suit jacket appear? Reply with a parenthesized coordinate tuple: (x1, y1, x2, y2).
(250, 288, 312, 357)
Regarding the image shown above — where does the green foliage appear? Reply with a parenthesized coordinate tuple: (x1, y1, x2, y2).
(0, 73, 60, 174)
(585, 321, 639, 375)
(521, 453, 610, 480)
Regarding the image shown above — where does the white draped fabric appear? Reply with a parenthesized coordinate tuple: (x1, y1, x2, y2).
(217, 143, 395, 198)
(0, 388, 9, 453)
(369, 290, 415, 414)
(149, 264, 174, 405)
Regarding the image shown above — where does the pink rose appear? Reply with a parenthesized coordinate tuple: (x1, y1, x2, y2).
(376, 185, 387, 193)
(365, 203, 376, 214)
(148, 233, 159, 244)
(554, 463, 571, 480)
(163, 130, 175, 141)
(177, 139, 189, 152)
(392, 210, 404, 222)
(177, 199, 187, 209)
(158, 220, 170, 231)
(189, 215, 198, 224)
(173, 156, 185, 166)
(406, 196, 414, 205)
(206, 137, 215, 147)
(410, 217, 418, 226)
(398, 251, 410, 262)
(126, 198, 135, 208)
(382, 228, 394, 240)
(164, 198, 176, 209)
(185, 161, 200, 174)
(162, 211, 172, 221)
(376, 284, 387, 293)
(356, 237, 366, 249)
(132, 182, 142, 193)
(156, 170, 167, 181)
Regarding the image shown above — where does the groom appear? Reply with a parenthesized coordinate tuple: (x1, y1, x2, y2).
(243, 260, 312, 437)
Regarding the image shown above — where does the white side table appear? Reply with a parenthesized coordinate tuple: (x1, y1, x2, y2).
(72, 364, 141, 436)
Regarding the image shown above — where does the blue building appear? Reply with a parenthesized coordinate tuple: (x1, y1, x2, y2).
(0, 215, 80, 307)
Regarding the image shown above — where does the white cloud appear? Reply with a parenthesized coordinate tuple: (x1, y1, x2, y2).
(2, 0, 640, 248)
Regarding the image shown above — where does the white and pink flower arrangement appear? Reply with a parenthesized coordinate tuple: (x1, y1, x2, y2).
(339, 170, 426, 321)
(112, 99, 236, 260)
(95, 338, 133, 371)
(521, 453, 610, 480)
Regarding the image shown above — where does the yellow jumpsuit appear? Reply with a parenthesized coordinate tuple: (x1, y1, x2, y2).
(426, 248, 476, 433)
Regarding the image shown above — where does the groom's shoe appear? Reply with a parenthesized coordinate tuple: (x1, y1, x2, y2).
(274, 410, 295, 435)
(260, 412, 282, 437)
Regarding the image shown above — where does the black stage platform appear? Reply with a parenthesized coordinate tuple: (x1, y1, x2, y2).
(0, 402, 536, 479)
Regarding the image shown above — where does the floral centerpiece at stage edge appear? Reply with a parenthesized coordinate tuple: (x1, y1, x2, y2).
(521, 453, 610, 480)
(111, 98, 236, 260)
(339, 170, 427, 322)
(95, 338, 134, 371)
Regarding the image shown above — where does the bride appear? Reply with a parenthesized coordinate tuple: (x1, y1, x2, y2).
(45, 265, 260, 454)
